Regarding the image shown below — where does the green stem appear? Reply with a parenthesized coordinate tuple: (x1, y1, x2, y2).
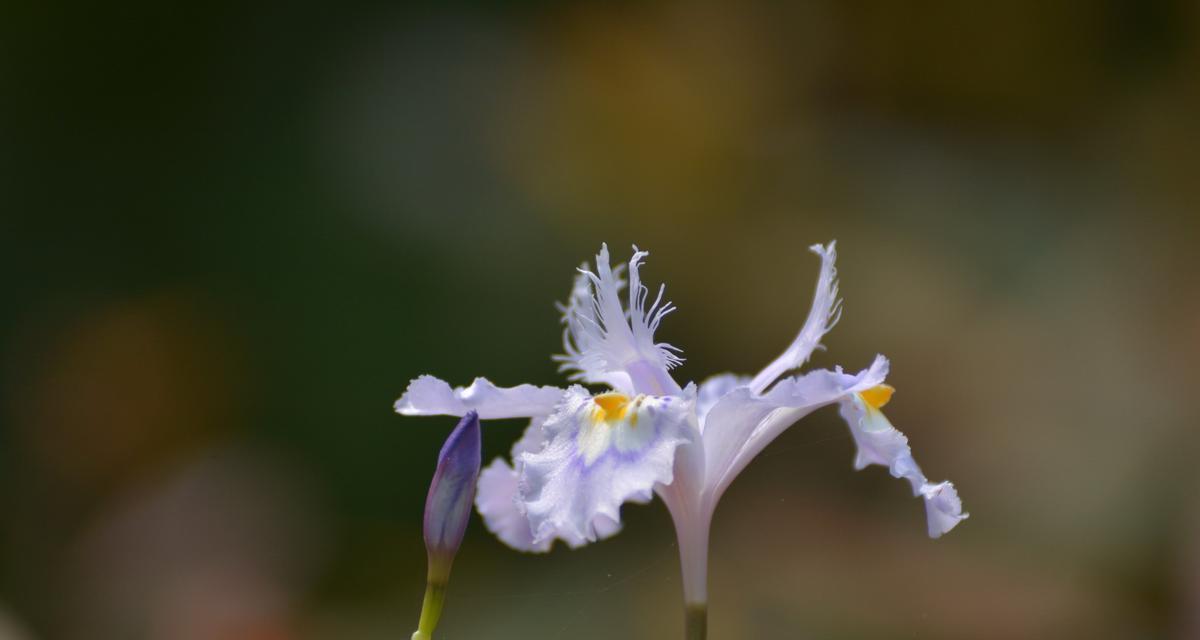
(685, 603, 707, 640)
(412, 581, 447, 640)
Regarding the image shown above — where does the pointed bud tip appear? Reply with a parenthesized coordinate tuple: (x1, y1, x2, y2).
(437, 410, 481, 461)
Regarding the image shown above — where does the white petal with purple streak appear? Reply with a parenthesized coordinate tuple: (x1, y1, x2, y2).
(476, 418, 623, 552)
(519, 385, 697, 545)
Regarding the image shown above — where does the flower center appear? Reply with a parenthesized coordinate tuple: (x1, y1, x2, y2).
(577, 392, 653, 465)
(592, 392, 636, 425)
(859, 384, 895, 411)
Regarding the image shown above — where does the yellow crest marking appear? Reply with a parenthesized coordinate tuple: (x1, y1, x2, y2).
(859, 384, 895, 411)
(592, 393, 632, 424)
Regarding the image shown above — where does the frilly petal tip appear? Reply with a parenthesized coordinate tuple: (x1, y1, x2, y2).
(393, 393, 426, 416)
(808, 240, 836, 257)
(922, 481, 968, 539)
(394, 375, 456, 415)
(866, 354, 890, 382)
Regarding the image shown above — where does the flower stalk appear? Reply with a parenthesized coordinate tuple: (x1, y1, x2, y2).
(685, 604, 708, 640)
(412, 581, 447, 640)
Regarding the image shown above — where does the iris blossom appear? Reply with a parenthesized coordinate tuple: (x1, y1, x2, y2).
(397, 243, 967, 638)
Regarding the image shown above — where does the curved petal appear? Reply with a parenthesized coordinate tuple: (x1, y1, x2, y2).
(695, 373, 751, 430)
(395, 375, 565, 419)
(703, 356, 889, 506)
(749, 242, 842, 394)
(475, 418, 622, 552)
(837, 389, 968, 538)
(921, 481, 967, 538)
(837, 392, 924, 490)
(519, 385, 697, 545)
(475, 417, 550, 552)
(476, 458, 553, 553)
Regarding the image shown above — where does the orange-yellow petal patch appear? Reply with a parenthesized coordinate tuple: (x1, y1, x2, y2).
(859, 384, 895, 411)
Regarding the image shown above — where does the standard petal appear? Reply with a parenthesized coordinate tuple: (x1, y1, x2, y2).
(702, 356, 889, 505)
(395, 375, 565, 419)
(519, 386, 697, 545)
(749, 242, 842, 394)
(556, 244, 683, 396)
(838, 388, 968, 538)
(553, 263, 633, 391)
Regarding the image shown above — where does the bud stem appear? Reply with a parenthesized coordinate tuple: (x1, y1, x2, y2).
(412, 580, 448, 640)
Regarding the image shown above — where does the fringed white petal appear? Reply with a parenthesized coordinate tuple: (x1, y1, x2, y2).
(626, 247, 684, 371)
(395, 375, 565, 419)
(555, 244, 683, 396)
(838, 389, 968, 538)
(703, 356, 889, 505)
(553, 263, 634, 391)
(519, 385, 697, 546)
(749, 241, 842, 394)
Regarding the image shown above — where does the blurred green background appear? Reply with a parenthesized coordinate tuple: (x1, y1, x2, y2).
(2, 1, 1199, 638)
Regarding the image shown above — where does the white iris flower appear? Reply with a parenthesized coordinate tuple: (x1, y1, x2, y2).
(396, 243, 967, 633)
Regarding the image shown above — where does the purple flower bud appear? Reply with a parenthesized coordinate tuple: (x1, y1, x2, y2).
(423, 410, 482, 583)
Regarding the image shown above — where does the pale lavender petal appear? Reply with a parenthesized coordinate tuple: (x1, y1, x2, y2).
(702, 356, 889, 504)
(475, 418, 622, 552)
(695, 373, 751, 429)
(476, 457, 552, 553)
(838, 397, 925, 492)
(396, 375, 461, 415)
(922, 481, 968, 538)
(519, 385, 697, 546)
(838, 390, 968, 538)
(749, 242, 842, 394)
(396, 375, 565, 419)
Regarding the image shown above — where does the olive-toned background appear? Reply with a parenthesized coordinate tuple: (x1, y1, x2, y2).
(2, 1, 1198, 638)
